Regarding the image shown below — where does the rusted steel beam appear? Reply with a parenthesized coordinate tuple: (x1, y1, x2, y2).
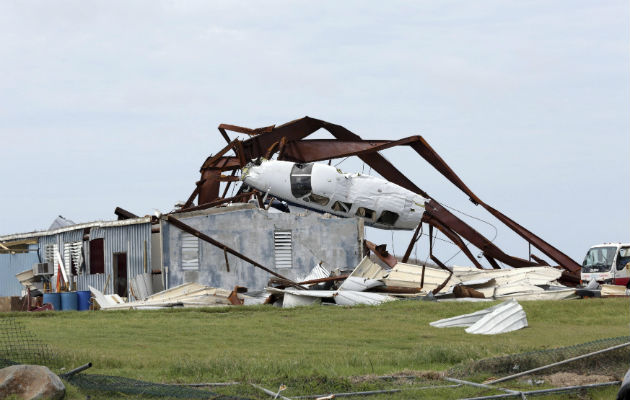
(364, 240, 397, 268)
(219, 175, 240, 182)
(425, 200, 537, 269)
(402, 223, 422, 263)
(182, 179, 205, 209)
(408, 139, 582, 275)
(214, 117, 580, 276)
(172, 192, 254, 214)
(281, 137, 420, 163)
(114, 207, 139, 220)
(200, 139, 239, 170)
(200, 156, 242, 171)
(270, 274, 350, 288)
(230, 117, 431, 198)
(422, 212, 484, 269)
(166, 215, 301, 285)
(428, 225, 454, 295)
(298, 275, 349, 285)
(198, 169, 221, 204)
(530, 254, 549, 266)
(220, 123, 275, 136)
(220, 170, 237, 198)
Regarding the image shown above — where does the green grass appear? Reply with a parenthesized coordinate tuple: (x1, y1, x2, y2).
(6, 297, 630, 399)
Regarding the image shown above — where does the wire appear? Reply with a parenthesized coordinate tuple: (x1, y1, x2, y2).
(333, 157, 349, 167)
(442, 202, 498, 242)
(431, 202, 499, 267)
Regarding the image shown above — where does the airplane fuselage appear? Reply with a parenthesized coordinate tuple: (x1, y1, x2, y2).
(242, 160, 427, 230)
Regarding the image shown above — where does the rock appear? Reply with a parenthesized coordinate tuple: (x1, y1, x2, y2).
(0, 364, 65, 400)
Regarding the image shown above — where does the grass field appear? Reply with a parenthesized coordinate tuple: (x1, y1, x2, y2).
(6, 297, 630, 399)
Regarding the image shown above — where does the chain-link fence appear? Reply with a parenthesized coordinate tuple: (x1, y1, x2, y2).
(449, 335, 630, 380)
(0, 317, 52, 368)
(1, 316, 625, 398)
(64, 374, 248, 399)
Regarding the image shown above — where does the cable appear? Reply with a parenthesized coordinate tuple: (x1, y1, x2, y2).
(441, 202, 498, 242)
(333, 157, 349, 167)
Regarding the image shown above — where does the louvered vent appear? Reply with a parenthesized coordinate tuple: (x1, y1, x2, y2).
(64, 242, 83, 275)
(274, 230, 292, 269)
(45, 244, 57, 265)
(181, 233, 199, 270)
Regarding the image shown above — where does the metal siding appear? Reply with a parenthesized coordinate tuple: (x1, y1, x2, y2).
(35, 223, 152, 296)
(0, 252, 41, 296)
(85, 223, 151, 296)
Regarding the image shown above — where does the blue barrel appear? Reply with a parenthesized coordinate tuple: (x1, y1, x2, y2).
(60, 292, 78, 311)
(43, 293, 61, 311)
(76, 291, 91, 311)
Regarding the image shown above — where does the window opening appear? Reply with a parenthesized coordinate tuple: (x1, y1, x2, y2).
(616, 247, 630, 271)
(331, 201, 352, 213)
(355, 207, 375, 220)
(377, 210, 400, 225)
(89, 239, 105, 274)
(304, 193, 330, 206)
(290, 163, 313, 198)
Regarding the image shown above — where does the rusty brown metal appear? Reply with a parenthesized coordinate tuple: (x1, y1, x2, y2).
(227, 286, 246, 305)
(166, 215, 302, 285)
(422, 211, 485, 269)
(220, 171, 237, 198)
(407, 138, 582, 275)
(530, 254, 549, 266)
(182, 179, 205, 209)
(211, 117, 580, 277)
(223, 248, 230, 272)
(424, 200, 536, 269)
(281, 137, 420, 163)
(114, 207, 139, 220)
(219, 175, 240, 182)
(198, 169, 221, 204)
(402, 224, 422, 263)
(364, 240, 397, 268)
(427, 225, 454, 295)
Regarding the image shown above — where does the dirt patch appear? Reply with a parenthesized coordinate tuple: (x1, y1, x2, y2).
(350, 370, 444, 384)
(544, 372, 616, 386)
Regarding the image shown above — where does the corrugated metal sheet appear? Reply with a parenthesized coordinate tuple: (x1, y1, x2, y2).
(37, 222, 152, 296)
(0, 249, 40, 296)
(84, 223, 152, 296)
(0, 216, 152, 242)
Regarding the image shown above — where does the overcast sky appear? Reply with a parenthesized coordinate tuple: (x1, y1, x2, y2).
(0, 1, 627, 267)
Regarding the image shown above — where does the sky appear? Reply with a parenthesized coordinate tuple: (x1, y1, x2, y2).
(0, 1, 627, 267)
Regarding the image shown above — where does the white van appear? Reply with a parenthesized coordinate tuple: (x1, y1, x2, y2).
(581, 243, 630, 285)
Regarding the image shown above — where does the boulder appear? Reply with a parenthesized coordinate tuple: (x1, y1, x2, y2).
(0, 364, 65, 400)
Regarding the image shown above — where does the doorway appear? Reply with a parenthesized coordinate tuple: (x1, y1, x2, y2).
(112, 252, 128, 298)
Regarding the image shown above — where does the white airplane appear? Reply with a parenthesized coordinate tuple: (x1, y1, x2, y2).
(241, 160, 428, 230)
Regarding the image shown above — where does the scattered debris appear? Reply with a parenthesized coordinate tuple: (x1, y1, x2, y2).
(602, 284, 629, 297)
(89, 283, 254, 310)
(431, 300, 528, 335)
(544, 372, 616, 387)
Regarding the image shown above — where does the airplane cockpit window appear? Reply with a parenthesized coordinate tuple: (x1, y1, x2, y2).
(356, 207, 375, 220)
(304, 193, 330, 206)
(377, 210, 399, 225)
(290, 163, 314, 198)
(332, 201, 352, 213)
